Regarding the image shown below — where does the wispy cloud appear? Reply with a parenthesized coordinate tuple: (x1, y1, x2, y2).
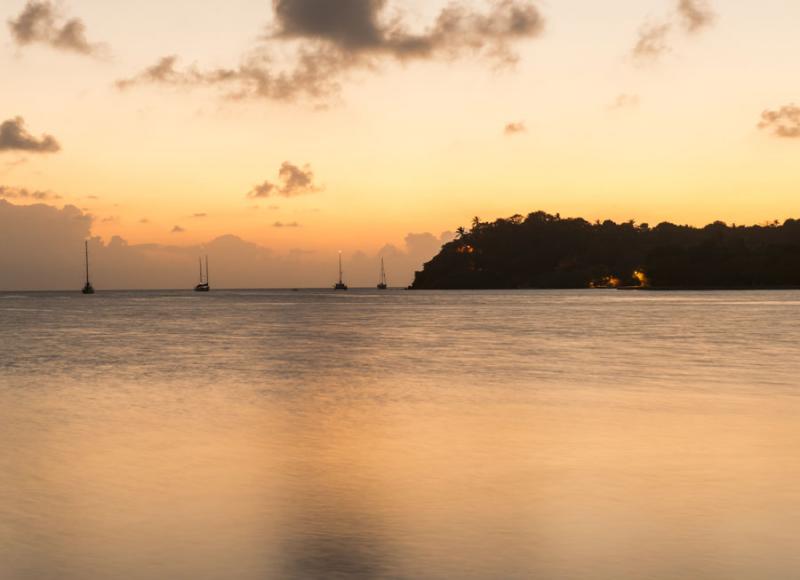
(0, 117, 61, 153)
(631, 0, 715, 63)
(608, 93, 641, 110)
(7, 0, 104, 56)
(504, 121, 526, 135)
(172, 225, 186, 234)
(248, 162, 322, 199)
(0, 185, 61, 200)
(677, 0, 715, 33)
(632, 22, 672, 62)
(273, 221, 301, 228)
(758, 105, 800, 138)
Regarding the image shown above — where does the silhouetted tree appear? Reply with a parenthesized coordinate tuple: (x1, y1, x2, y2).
(411, 211, 800, 289)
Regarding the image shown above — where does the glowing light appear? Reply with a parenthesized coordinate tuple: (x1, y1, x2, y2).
(633, 270, 649, 287)
(590, 276, 621, 289)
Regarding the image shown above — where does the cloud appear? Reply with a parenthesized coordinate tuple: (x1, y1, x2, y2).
(608, 93, 640, 110)
(632, 22, 672, 62)
(192, 213, 208, 218)
(0, 199, 453, 289)
(758, 105, 800, 138)
(117, 0, 545, 103)
(271, 0, 544, 62)
(0, 117, 61, 153)
(172, 225, 186, 233)
(7, 0, 102, 55)
(631, 1, 715, 63)
(0, 185, 61, 201)
(139, 218, 150, 224)
(504, 121, 526, 135)
(248, 162, 322, 198)
(677, 0, 714, 33)
(273, 221, 301, 228)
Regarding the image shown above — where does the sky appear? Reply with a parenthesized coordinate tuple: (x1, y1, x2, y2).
(1, 0, 799, 289)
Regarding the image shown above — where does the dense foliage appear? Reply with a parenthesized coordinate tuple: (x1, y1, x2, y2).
(410, 212, 800, 289)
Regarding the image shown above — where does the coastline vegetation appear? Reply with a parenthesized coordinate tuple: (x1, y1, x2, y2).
(410, 212, 800, 290)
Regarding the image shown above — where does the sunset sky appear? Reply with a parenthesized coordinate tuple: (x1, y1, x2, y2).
(1, 0, 799, 288)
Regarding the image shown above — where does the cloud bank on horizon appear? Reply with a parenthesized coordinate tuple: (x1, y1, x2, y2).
(0, 199, 453, 290)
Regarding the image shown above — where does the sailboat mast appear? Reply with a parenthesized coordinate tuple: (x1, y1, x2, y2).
(339, 252, 343, 284)
(85, 241, 90, 284)
(205, 256, 209, 285)
(381, 258, 386, 285)
(199, 257, 203, 284)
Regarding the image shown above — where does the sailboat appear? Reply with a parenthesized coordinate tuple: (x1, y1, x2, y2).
(81, 241, 95, 294)
(377, 257, 388, 290)
(194, 256, 210, 292)
(334, 252, 348, 290)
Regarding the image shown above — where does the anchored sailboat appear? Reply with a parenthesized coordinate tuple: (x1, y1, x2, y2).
(194, 256, 210, 292)
(82, 241, 95, 294)
(377, 257, 388, 290)
(334, 252, 348, 290)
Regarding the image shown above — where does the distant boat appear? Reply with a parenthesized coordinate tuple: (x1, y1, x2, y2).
(334, 252, 348, 290)
(194, 256, 210, 292)
(377, 257, 388, 290)
(81, 240, 95, 294)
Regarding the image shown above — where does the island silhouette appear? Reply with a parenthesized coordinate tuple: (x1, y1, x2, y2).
(410, 212, 800, 290)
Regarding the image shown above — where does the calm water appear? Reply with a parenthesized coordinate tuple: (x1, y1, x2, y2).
(1, 289, 799, 579)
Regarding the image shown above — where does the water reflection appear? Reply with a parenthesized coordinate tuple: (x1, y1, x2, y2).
(1, 290, 800, 579)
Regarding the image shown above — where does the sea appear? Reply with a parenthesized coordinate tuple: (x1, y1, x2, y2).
(1, 289, 799, 579)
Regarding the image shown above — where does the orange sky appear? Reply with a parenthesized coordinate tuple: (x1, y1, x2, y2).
(1, 0, 800, 287)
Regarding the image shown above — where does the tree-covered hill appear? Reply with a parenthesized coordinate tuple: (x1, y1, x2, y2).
(410, 212, 800, 289)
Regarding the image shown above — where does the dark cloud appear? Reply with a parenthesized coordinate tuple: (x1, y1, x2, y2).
(7, 0, 101, 55)
(758, 105, 800, 139)
(271, 0, 544, 62)
(0, 185, 61, 201)
(504, 121, 526, 135)
(0, 117, 61, 153)
(248, 162, 322, 199)
(273, 221, 301, 228)
(117, 0, 545, 103)
(677, 0, 714, 33)
(172, 225, 186, 233)
(271, 0, 385, 49)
